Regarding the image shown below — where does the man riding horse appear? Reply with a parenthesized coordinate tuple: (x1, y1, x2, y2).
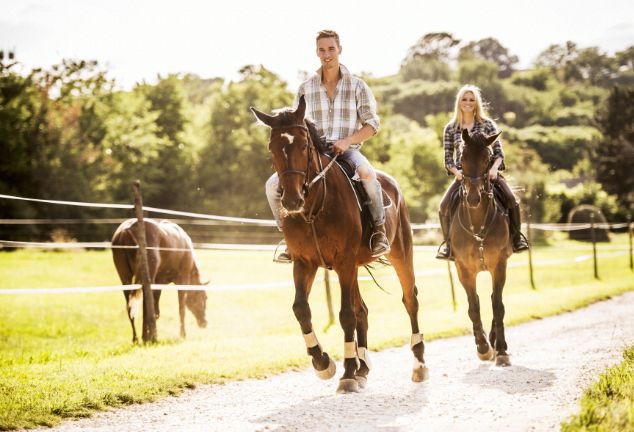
(437, 84, 530, 260)
(265, 29, 390, 262)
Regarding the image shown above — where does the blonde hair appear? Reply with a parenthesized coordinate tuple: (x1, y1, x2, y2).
(449, 84, 490, 129)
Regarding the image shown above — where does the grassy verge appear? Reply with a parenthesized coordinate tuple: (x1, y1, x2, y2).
(561, 345, 634, 431)
(0, 233, 633, 429)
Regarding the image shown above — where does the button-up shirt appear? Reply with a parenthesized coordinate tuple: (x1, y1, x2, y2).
(294, 64, 380, 149)
(443, 119, 505, 175)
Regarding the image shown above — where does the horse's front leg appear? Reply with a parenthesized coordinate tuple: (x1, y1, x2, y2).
(490, 260, 511, 366)
(292, 260, 336, 380)
(455, 263, 494, 361)
(336, 264, 360, 393)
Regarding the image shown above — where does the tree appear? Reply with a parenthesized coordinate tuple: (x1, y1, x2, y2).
(595, 86, 634, 210)
(458, 38, 519, 78)
(401, 32, 460, 69)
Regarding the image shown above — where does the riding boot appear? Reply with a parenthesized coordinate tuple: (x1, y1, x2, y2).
(436, 211, 454, 261)
(509, 205, 530, 253)
(370, 224, 390, 257)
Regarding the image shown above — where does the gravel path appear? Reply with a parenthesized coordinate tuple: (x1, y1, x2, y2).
(34, 292, 634, 432)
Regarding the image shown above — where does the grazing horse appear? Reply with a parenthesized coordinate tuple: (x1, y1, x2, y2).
(111, 219, 208, 343)
(251, 95, 428, 393)
(450, 129, 512, 367)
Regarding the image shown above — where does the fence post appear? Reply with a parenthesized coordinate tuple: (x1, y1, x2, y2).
(323, 269, 335, 331)
(590, 212, 599, 280)
(132, 180, 157, 343)
(447, 261, 457, 311)
(526, 205, 536, 290)
(627, 214, 634, 271)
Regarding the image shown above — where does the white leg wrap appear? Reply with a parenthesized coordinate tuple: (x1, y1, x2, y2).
(344, 341, 357, 358)
(410, 333, 423, 348)
(413, 358, 426, 369)
(357, 347, 372, 370)
(303, 331, 320, 349)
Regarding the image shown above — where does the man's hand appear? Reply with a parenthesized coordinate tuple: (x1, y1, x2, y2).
(332, 139, 351, 155)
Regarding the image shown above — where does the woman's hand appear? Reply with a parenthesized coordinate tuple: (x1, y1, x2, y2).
(488, 167, 499, 181)
(454, 170, 464, 181)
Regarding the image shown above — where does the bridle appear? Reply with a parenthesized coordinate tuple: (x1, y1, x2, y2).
(271, 123, 338, 201)
(457, 169, 498, 270)
(270, 122, 339, 269)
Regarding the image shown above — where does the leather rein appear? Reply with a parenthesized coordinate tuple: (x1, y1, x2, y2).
(456, 172, 499, 270)
(272, 123, 339, 268)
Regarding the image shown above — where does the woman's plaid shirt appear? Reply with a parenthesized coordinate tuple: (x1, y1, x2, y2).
(443, 119, 505, 175)
(293, 64, 380, 149)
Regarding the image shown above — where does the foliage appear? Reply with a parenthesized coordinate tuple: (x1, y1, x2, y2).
(562, 345, 634, 431)
(458, 38, 519, 78)
(594, 86, 634, 212)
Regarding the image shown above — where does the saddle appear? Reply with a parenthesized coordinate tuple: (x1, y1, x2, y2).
(334, 157, 392, 233)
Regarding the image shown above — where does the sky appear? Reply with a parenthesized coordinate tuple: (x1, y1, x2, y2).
(1, 0, 633, 90)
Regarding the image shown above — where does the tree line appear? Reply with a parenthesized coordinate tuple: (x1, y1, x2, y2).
(0, 34, 632, 242)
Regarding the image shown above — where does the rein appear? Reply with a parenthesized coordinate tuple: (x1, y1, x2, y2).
(457, 173, 497, 271)
(271, 123, 339, 268)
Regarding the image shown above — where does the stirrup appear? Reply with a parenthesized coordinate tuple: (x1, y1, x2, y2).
(435, 242, 454, 261)
(512, 232, 530, 253)
(273, 241, 292, 264)
(369, 232, 390, 257)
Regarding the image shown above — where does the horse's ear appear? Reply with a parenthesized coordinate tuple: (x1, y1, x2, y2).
(486, 131, 502, 147)
(250, 106, 275, 127)
(295, 94, 306, 121)
(461, 128, 470, 143)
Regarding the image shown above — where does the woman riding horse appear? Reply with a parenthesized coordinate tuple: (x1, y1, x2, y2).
(437, 84, 529, 260)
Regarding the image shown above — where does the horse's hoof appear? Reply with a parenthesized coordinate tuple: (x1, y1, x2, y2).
(412, 365, 429, 382)
(477, 346, 496, 361)
(336, 378, 359, 393)
(496, 354, 511, 367)
(354, 375, 368, 389)
(314, 356, 336, 380)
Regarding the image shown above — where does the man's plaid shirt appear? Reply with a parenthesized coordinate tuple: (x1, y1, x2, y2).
(293, 64, 380, 149)
(443, 118, 505, 175)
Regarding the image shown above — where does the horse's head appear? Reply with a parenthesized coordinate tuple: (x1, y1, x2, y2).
(186, 290, 208, 328)
(251, 95, 312, 213)
(460, 129, 501, 208)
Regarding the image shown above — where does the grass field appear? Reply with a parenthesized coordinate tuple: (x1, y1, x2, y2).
(561, 345, 634, 431)
(1, 233, 633, 429)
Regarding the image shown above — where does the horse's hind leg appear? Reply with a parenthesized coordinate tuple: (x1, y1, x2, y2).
(292, 260, 336, 380)
(388, 243, 428, 382)
(352, 284, 370, 388)
(490, 260, 511, 366)
(335, 264, 361, 393)
(455, 264, 494, 361)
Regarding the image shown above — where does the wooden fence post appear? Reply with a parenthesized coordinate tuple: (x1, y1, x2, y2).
(447, 261, 457, 311)
(132, 180, 157, 343)
(323, 269, 335, 332)
(627, 214, 634, 271)
(590, 212, 599, 280)
(526, 205, 536, 290)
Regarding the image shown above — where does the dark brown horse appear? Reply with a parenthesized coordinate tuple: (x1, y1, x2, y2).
(251, 96, 428, 393)
(112, 219, 208, 343)
(450, 129, 512, 366)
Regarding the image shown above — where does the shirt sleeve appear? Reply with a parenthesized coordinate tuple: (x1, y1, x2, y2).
(485, 120, 506, 171)
(355, 80, 380, 134)
(444, 124, 456, 175)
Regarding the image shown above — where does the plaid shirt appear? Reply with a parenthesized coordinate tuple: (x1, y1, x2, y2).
(443, 119, 505, 175)
(293, 64, 380, 149)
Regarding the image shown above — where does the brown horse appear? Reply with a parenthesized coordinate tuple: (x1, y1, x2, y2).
(251, 96, 428, 393)
(450, 129, 512, 367)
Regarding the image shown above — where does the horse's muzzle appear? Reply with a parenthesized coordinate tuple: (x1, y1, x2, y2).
(282, 195, 305, 212)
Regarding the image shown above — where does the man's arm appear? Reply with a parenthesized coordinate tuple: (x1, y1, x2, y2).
(332, 124, 376, 155)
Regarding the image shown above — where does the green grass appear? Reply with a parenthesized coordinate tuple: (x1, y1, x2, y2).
(0, 233, 633, 429)
(561, 345, 634, 431)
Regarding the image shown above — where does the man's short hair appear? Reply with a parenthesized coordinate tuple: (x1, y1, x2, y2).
(316, 29, 340, 47)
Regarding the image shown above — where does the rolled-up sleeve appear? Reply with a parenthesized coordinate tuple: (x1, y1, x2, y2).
(355, 81, 380, 134)
(485, 120, 506, 171)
